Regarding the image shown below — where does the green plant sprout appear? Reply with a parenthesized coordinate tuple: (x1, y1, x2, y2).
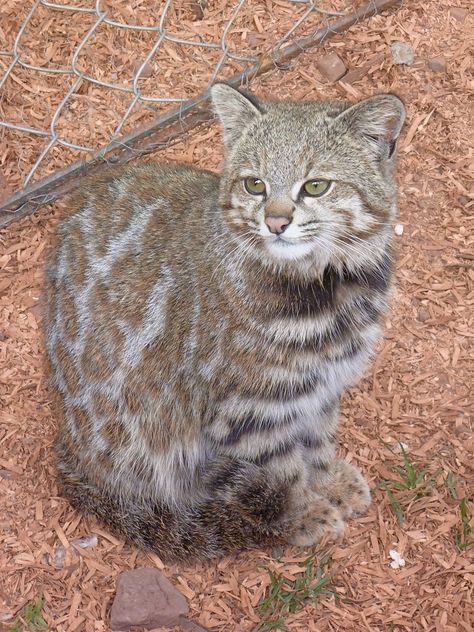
(378, 442, 438, 526)
(9, 596, 47, 632)
(253, 553, 334, 631)
(454, 497, 474, 551)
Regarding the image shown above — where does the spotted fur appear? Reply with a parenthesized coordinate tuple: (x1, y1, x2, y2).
(44, 85, 405, 560)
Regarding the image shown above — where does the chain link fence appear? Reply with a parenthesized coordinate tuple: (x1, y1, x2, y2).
(0, 0, 401, 228)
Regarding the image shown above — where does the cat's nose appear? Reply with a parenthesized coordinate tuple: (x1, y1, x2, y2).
(265, 216, 292, 234)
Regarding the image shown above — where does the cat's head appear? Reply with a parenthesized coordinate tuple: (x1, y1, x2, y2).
(211, 83, 405, 273)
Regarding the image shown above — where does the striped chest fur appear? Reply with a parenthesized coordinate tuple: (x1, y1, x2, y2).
(201, 255, 390, 461)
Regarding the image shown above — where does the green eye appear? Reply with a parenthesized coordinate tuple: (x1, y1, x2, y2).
(244, 177, 266, 195)
(302, 179, 332, 197)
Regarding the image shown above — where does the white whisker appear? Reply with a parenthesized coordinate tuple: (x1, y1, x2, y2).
(210, 232, 257, 281)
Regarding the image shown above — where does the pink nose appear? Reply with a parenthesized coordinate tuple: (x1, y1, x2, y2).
(265, 216, 291, 235)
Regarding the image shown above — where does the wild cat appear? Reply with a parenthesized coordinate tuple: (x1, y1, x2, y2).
(44, 83, 405, 560)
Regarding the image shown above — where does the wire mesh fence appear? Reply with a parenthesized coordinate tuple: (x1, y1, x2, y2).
(0, 0, 401, 227)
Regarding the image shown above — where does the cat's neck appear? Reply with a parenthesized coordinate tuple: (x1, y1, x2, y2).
(214, 242, 392, 323)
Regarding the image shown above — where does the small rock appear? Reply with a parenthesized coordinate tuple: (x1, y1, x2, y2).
(428, 56, 447, 73)
(391, 42, 414, 66)
(417, 308, 430, 322)
(133, 61, 153, 79)
(450, 7, 468, 22)
(394, 223, 404, 236)
(454, 425, 471, 435)
(71, 533, 98, 549)
(0, 469, 14, 479)
(316, 52, 347, 82)
(110, 568, 189, 631)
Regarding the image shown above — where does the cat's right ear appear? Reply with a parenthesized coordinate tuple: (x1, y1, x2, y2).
(210, 83, 262, 146)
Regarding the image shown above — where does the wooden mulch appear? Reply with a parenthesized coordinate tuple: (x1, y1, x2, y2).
(0, 1, 473, 631)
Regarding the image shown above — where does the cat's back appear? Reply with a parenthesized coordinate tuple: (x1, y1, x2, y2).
(45, 162, 219, 345)
(43, 163, 220, 492)
(56, 163, 219, 255)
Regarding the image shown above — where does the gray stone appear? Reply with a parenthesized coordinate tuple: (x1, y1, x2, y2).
(428, 56, 447, 73)
(391, 41, 415, 66)
(316, 52, 347, 82)
(110, 567, 189, 631)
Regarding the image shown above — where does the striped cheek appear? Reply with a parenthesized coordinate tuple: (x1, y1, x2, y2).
(332, 196, 376, 232)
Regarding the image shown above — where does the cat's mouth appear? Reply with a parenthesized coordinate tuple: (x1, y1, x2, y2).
(265, 235, 314, 260)
(272, 235, 293, 246)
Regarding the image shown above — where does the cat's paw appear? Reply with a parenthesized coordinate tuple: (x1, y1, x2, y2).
(320, 460, 371, 519)
(285, 493, 345, 547)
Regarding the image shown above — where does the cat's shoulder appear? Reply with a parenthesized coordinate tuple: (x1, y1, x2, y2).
(55, 162, 220, 247)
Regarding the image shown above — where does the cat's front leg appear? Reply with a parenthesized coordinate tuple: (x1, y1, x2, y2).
(285, 452, 370, 543)
(209, 445, 346, 548)
(313, 459, 372, 519)
(205, 401, 365, 549)
(282, 480, 346, 547)
(301, 402, 371, 521)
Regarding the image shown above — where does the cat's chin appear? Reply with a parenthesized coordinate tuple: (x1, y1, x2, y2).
(264, 238, 314, 261)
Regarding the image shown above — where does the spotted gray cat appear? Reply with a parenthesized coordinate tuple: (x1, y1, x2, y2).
(44, 84, 405, 560)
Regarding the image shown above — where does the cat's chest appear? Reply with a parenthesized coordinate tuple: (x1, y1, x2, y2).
(222, 310, 378, 404)
(250, 273, 338, 321)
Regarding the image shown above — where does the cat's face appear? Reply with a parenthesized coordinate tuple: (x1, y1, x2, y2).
(212, 85, 405, 272)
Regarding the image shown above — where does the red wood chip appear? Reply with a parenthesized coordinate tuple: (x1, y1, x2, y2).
(1, 1, 472, 631)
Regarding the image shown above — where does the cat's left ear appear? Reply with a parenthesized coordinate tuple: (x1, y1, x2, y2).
(211, 83, 262, 146)
(338, 94, 406, 160)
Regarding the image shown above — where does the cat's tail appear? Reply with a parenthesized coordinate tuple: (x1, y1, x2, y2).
(56, 444, 287, 560)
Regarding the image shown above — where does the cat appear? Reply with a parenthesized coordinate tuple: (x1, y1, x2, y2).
(44, 83, 405, 560)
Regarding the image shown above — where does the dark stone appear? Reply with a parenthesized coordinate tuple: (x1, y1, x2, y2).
(110, 567, 189, 631)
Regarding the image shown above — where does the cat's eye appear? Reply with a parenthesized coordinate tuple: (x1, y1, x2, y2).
(302, 179, 332, 197)
(244, 177, 266, 195)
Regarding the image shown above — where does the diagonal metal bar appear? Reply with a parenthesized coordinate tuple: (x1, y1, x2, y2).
(0, 0, 402, 229)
